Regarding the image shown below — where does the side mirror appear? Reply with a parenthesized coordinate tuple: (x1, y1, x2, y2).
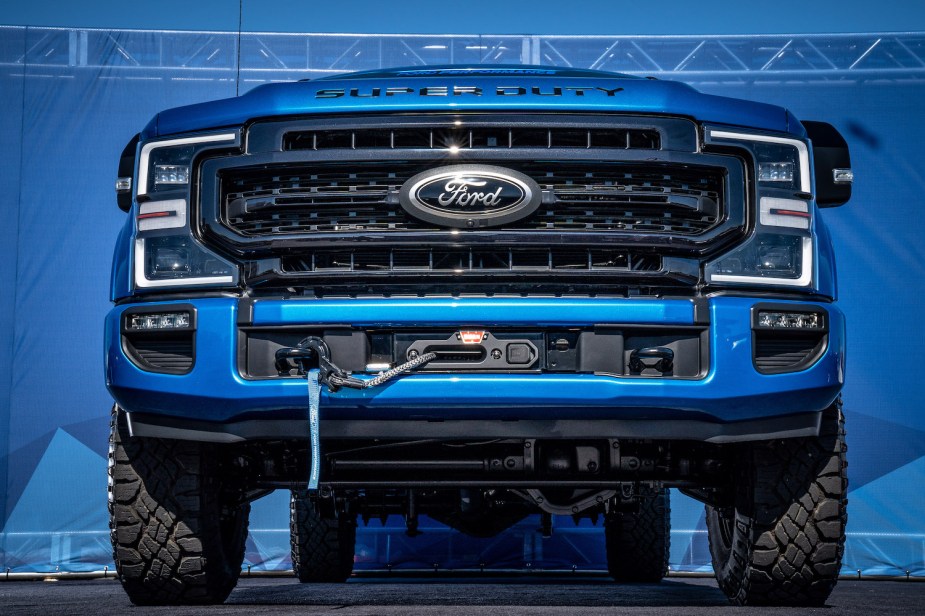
(802, 121, 852, 207)
(116, 133, 140, 212)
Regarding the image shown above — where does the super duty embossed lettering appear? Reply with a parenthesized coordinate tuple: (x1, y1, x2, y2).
(315, 84, 624, 98)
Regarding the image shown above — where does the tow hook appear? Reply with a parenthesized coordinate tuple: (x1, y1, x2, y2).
(629, 346, 675, 373)
(275, 337, 353, 391)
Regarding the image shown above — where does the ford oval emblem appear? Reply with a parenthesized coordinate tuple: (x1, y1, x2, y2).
(399, 165, 542, 228)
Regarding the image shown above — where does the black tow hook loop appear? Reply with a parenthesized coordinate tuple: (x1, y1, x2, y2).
(274, 347, 316, 373)
(275, 337, 355, 391)
(629, 346, 674, 373)
(277, 336, 437, 392)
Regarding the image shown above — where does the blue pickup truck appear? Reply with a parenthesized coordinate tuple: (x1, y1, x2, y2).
(105, 65, 851, 606)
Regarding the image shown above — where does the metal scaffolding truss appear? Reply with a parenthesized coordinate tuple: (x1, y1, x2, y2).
(2, 26, 924, 83)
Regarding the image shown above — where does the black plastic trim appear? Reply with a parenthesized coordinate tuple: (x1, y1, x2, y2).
(117, 133, 139, 212)
(120, 304, 197, 375)
(199, 150, 744, 259)
(114, 291, 242, 305)
(127, 411, 822, 445)
(237, 297, 255, 326)
(238, 324, 708, 380)
(693, 297, 710, 325)
(246, 113, 698, 154)
(750, 302, 829, 375)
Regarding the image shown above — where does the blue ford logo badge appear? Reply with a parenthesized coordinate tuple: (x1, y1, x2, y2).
(399, 165, 542, 228)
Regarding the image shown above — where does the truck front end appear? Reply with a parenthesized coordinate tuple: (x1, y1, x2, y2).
(105, 66, 851, 606)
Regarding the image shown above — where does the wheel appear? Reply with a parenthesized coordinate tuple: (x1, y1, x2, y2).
(604, 488, 671, 582)
(706, 400, 848, 606)
(290, 489, 356, 583)
(108, 405, 250, 605)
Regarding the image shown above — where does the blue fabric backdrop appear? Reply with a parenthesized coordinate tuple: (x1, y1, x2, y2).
(1, 26, 923, 575)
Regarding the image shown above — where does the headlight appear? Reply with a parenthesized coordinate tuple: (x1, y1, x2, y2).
(132, 132, 239, 291)
(137, 133, 236, 197)
(708, 235, 812, 287)
(754, 142, 801, 191)
(134, 236, 235, 289)
(705, 130, 814, 289)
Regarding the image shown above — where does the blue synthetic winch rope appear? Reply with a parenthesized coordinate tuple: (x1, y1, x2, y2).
(307, 368, 321, 491)
(328, 351, 438, 390)
(304, 350, 436, 492)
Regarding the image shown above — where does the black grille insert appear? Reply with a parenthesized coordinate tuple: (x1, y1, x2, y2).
(281, 247, 660, 275)
(123, 335, 195, 374)
(284, 127, 661, 151)
(222, 162, 722, 237)
(753, 333, 826, 374)
(241, 326, 707, 379)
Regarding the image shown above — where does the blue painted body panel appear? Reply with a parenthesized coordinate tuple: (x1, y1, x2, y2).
(145, 65, 796, 139)
(110, 216, 133, 302)
(112, 65, 842, 436)
(251, 297, 695, 328)
(813, 205, 838, 301)
(106, 296, 844, 427)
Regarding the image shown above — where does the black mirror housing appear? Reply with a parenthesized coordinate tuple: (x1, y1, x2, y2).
(802, 121, 852, 207)
(116, 134, 139, 212)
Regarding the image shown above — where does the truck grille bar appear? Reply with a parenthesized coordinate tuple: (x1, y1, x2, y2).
(221, 162, 723, 237)
(197, 115, 745, 293)
(280, 247, 661, 275)
(284, 126, 661, 151)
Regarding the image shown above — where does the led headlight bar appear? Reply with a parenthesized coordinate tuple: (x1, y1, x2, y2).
(153, 165, 190, 186)
(136, 132, 236, 198)
(758, 162, 794, 184)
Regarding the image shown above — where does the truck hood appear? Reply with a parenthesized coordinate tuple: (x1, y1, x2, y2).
(147, 65, 802, 138)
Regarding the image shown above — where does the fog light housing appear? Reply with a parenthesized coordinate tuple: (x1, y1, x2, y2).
(751, 303, 828, 374)
(122, 305, 196, 374)
(756, 311, 824, 330)
(127, 311, 191, 330)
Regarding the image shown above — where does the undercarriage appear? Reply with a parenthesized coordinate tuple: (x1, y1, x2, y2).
(227, 436, 732, 538)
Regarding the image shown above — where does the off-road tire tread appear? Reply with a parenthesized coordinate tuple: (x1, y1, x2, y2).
(290, 489, 356, 583)
(605, 488, 671, 583)
(706, 400, 848, 606)
(108, 406, 249, 605)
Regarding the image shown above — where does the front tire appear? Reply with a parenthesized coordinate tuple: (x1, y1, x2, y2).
(604, 488, 671, 582)
(706, 401, 848, 606)
(290, 490, 356, 583)
(108, 406, 250, 605)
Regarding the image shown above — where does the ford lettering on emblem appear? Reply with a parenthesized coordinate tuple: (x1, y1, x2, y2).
(399, 164, 542, 228)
